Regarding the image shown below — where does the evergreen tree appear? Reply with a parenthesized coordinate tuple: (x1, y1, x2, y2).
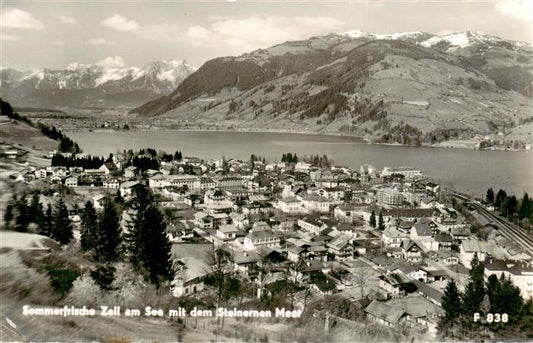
(462, 253, 486, 318)
(41, 203, 53, 237)
(127, 186, 173, 286)
(143, 206, 174, 285)
(498, 274, 523, 320)
(14, 196, 29, 232)
(80, 201, 98, 252)
(502, 195, 518, 219)
(29, 192, 44, 230)
(250, 154, 256, 170)
(53, 198, 73, 244)
(94, 198, 121, 263)
(222, 155, 229, 173)
(4, 201, 14, 230)
(462, 281, 480, 319)
(494, 189, 507, 209)
(369, 210, 376, 228)
(90, 264, 115, 290)
(519, 193, 532, 220)
(487, 274, 523, 328)
(486, 188, 495, 204)
(377, 212, 385, 230)
(487, 274, 502, 313)
(126, 185, 153, 274)
(114, 189, 124, 207)
(442, 279, 462, 324)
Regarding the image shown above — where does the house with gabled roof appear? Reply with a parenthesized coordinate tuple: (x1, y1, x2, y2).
(410, 218, 433, 240)
(194, 211, 213, 229)
(432, 250, 459, 265)
(119, 180, 141, 199)
(388, 297, 443, 335)
(233, 251, 260, 274)
(378, 273, 408, 297)
(229, 212, 249, 229)
(383, 227, 408, 248)
(166, 220, 195, 243)
(124, 166, 137, 178)
(460, 240, 488, 266)
(92, 194, 106, 210)
(65, 175, 78, 188)
(216, 224, 239, 242)
(297, 217, 328, 235)
(99, 161, 117, 175)
(171, 243, 212, 297)
(450, 226, 471, 240)
(334, 203, 365, 223)
(402, 240, 424, 263)
(243, 227, 280, 252)
(327, 235, 354, 260)
(365, 300, 406, 327)
(435, 233, 454, 250)
(287, 244, 309, 262)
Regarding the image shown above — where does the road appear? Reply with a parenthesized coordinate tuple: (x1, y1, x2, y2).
(453, 192, 533, 255)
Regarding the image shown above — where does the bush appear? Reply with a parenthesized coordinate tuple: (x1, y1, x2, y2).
(91, 265, 116, 290)
(46, 265, 80, 299)
(65, 274, 103, 307)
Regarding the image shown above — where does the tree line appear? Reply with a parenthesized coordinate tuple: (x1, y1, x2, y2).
(0, 98, 34, 126)
(80, 185, 174, 288)
(486, 188, 532, 229)
(51, 154, 105, 169)
(369, 210, 385, 230)
(281, 153, 298, 164)
(3, 192, 73, 244)
(304, 154, 332, 168)
(0, 98, 81, 153)
(3, 185, 174, 290)
(440, 254, 532, 339)
(50, 148, 185, 174)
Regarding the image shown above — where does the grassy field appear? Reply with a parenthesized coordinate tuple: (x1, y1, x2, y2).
(0, 120, 57, 153)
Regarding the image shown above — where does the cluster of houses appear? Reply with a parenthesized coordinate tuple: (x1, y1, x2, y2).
(11, 150, 533, 335)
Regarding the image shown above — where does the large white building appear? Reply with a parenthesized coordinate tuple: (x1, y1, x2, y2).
(381, 167, 423, 179)
(377, 188, 404, 207)
(149, 174, 201, 190)
(275, 197, 306, 214)
(485, 260, 533, 300)
(243, 224, 280, 251)
(300, 195, 330, 213)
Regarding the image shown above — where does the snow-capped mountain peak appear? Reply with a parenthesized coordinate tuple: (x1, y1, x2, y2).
(341, 30, 434, 44)
(420, 30, 530, 52)
(342, 29, 374, 39)
(0, 59, 196, 108)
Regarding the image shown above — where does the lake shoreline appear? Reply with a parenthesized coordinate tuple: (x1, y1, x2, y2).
(65, 129, 533, 195)
(77, 127, 532, 153)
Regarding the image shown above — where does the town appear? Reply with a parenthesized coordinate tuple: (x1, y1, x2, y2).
(2, 137, 533, 341)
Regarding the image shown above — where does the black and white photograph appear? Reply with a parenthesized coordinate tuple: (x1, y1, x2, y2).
(0, 0, 532, 342)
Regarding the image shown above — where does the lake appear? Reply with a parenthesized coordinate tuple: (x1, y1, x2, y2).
(66, 130, 533, 197)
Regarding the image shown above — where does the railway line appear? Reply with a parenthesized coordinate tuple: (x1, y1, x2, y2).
(453, 192, 533, 255)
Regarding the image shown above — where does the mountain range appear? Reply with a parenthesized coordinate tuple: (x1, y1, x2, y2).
(132, 30, 533, 145)
(0, 60, 196, 108)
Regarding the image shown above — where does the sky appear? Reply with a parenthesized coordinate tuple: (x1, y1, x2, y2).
(1, 0, 532, 70)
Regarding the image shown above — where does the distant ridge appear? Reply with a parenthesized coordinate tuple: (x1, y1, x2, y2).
(130, 30, 532, 146)
(0, 60, 196, 108)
